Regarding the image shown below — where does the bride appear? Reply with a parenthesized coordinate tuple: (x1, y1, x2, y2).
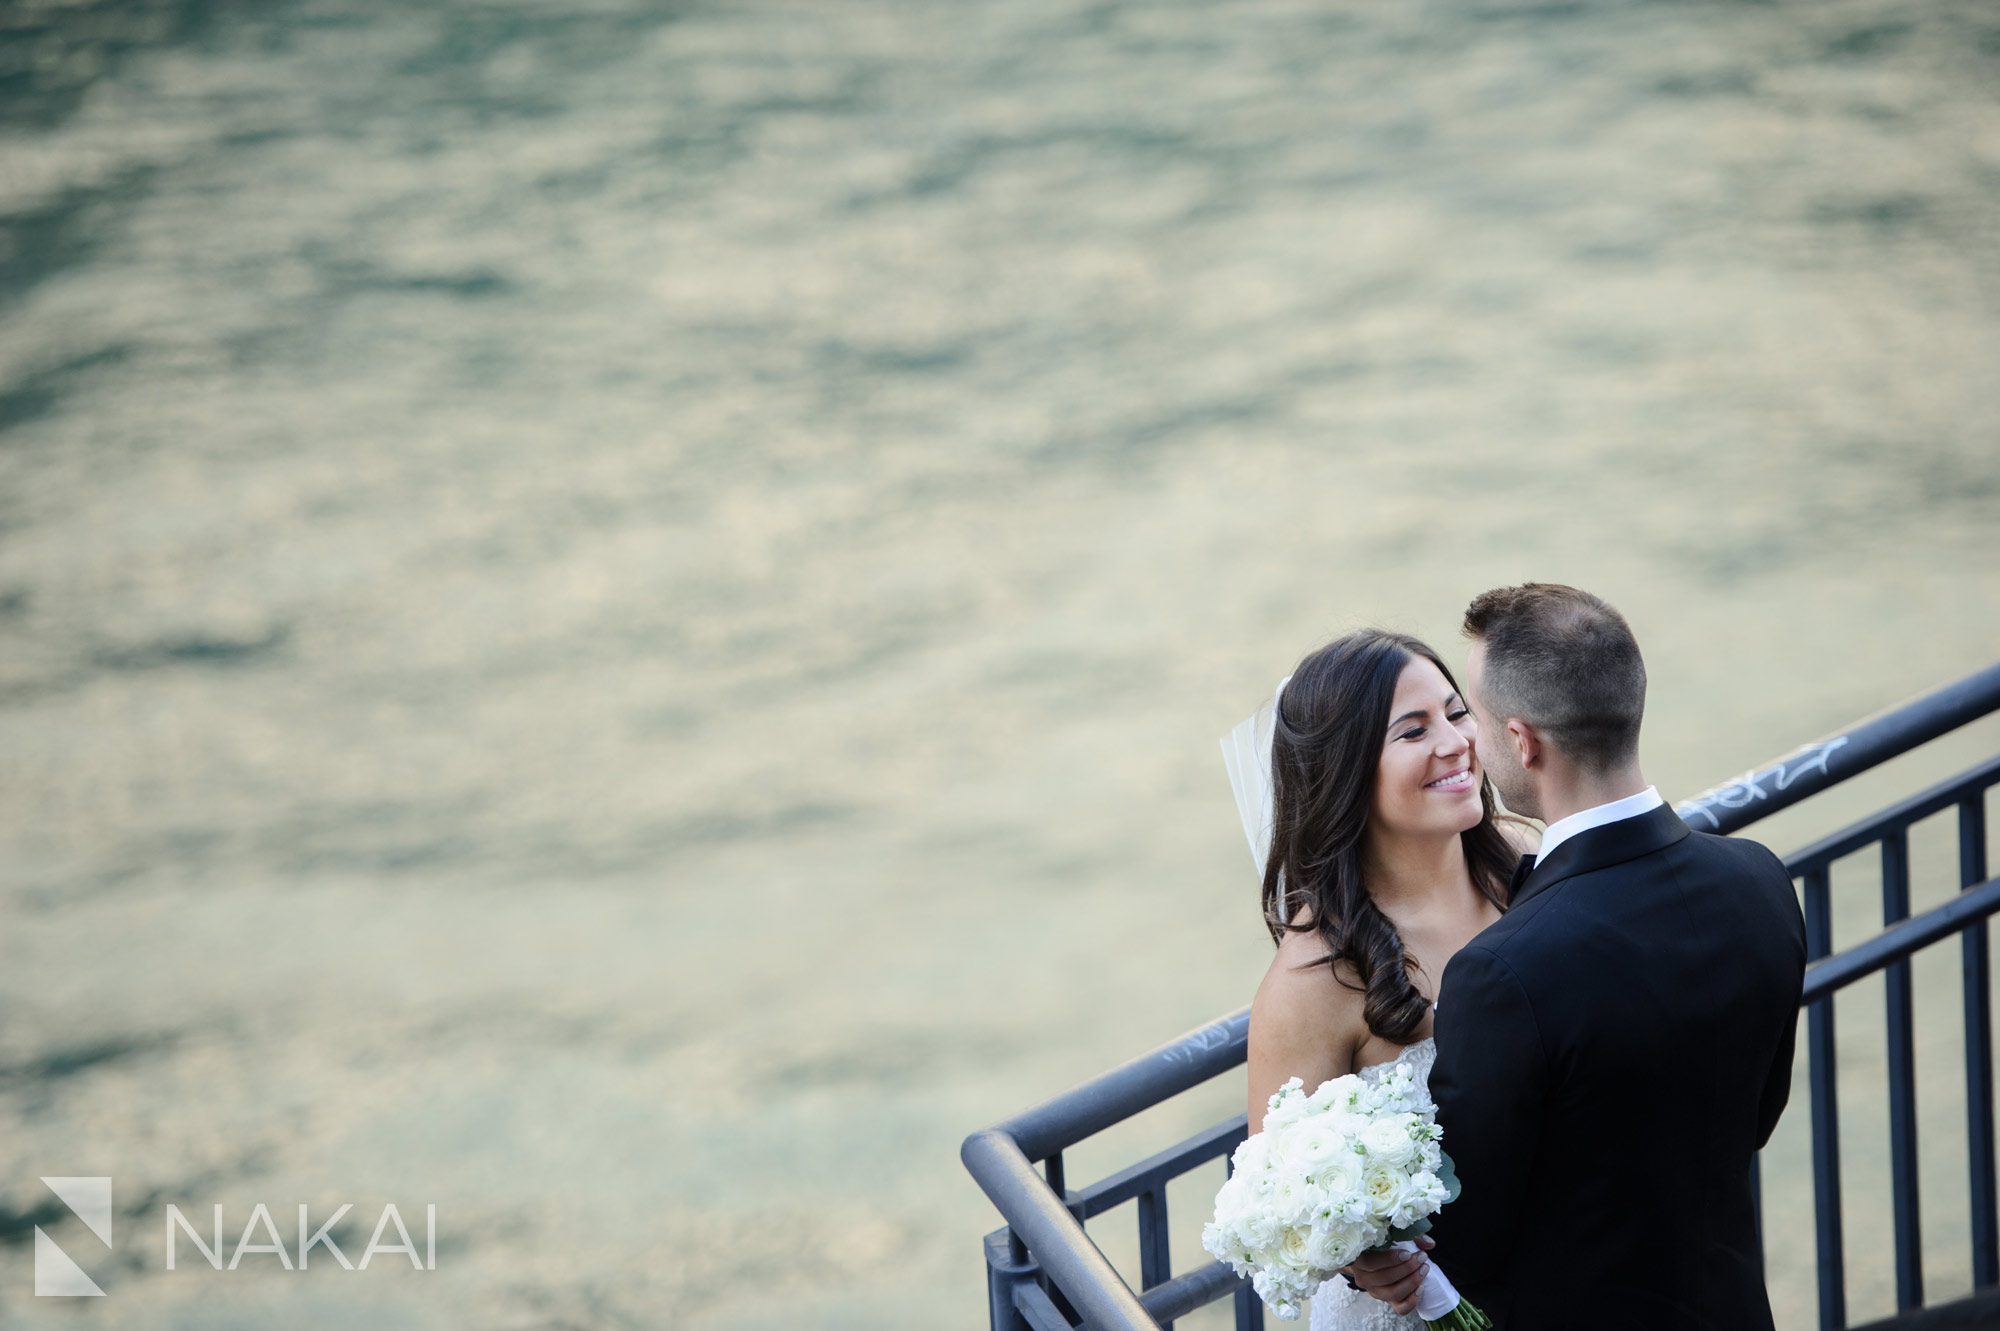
(1232, 630, 1539, 1330)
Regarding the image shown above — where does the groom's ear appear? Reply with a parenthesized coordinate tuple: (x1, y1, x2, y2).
(1507, 718, 1542, 770)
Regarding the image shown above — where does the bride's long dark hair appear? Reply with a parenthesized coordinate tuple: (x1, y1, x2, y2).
(1261, 629, 1517, 1045)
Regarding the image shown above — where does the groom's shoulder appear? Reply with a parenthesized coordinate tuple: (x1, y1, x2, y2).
(1459, 885, 1571, 963)
(1473, 827, 1786, 951)
(1680, 829, 1805, 942)
(1678, 825, 1793, 885)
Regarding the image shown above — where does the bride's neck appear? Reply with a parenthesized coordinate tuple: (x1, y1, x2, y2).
(1361, 829, 1468, 915)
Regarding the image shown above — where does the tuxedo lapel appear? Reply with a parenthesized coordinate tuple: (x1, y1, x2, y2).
(1512, 803, 1693, 909)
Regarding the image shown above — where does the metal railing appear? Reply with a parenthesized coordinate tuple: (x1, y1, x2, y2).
(1783, 754, 2000, 1328)
(963, 661, 2000, 1331)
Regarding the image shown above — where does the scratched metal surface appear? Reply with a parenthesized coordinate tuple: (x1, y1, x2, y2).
(0, 0, 1997, 1326)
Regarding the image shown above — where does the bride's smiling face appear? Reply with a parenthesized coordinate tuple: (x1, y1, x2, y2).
(1371, 656, 1484, 839)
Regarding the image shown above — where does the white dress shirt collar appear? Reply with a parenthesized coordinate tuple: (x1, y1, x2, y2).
(1533, 786, 1664, 866)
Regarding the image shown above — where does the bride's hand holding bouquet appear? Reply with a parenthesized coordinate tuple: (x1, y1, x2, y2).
(1201, 1066, 1490, 1330)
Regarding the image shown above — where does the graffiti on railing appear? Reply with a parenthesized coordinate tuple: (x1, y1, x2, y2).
(1161, 1019, 1238, 1069)
(1677, 736, 1851, 830)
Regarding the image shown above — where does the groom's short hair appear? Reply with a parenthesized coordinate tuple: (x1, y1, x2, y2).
(1463, 583, 1646, 774)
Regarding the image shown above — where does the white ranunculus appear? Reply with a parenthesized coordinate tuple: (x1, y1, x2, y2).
(1313, 1147, 1364, 1198)
(1242, 1206, 1284, 1252)
(1286, 1121, 1348, 1177)
(1308, 1215, 1367, 1270)
(1333, 1108, 1375, 1139)
(1360, 1114, 1419, 1167)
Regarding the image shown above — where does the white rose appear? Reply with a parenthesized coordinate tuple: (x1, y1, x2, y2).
(1362, 1165, 1404, 1219)
(1274, 1223, 1317, 1273)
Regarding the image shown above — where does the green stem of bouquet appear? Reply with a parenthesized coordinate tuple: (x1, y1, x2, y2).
(1423, 1298, 1491, 1331)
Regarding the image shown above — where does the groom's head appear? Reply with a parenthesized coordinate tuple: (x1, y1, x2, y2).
(1460, 583, 1647, 820)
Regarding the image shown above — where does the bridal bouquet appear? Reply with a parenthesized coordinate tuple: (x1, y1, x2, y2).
(1201, 1066, 1490, 1329)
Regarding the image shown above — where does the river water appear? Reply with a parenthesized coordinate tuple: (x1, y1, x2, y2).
(1, 0, 1997, 1326)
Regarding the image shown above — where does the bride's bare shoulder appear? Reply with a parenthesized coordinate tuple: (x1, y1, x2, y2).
(1249, 911, 1363, 1043)
(1246, 908, 1365, 1128)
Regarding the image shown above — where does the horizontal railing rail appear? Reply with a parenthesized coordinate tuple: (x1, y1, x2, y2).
(1803, 873, 2000, 1002)
(1674, 660, 2000, 836)
(986, 1012, 1250, 1167)
(966, 661, 2000, 1331)
(1068, 1118, 1249, 1221)
(1783, 754, 2000, 878)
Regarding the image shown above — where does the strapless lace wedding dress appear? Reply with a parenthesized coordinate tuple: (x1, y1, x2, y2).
(1307, 1036, 1436, 1331)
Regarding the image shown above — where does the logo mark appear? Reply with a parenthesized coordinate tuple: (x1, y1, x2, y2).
(35, 1176, 112, 1297)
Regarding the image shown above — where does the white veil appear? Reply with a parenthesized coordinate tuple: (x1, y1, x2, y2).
(1218, 673, 1293, 918)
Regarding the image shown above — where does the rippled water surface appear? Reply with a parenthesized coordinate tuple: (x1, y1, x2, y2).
(1, 0, 1997, 1326)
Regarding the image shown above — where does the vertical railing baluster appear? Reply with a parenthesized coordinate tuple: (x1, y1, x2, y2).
(985, 1229, 1037, 1331)
(1883, 829, 1924, 1311)
(1805, 865, 1847, 1331)
(1040, 1151, 1068, 1321)
(1750, 1152, 1764, 1273)
(1234, 1278, 1265, 1331)
(1964, 795, 1998, 1288)
(1138, 1186, 1173, 1328)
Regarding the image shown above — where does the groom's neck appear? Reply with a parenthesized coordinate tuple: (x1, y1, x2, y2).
(1532, 761, 1650, 828)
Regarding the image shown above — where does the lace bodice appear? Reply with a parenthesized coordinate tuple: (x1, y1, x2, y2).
(1354, 1035, 1436, 1090)
(1307, 1037, 1437, 1331)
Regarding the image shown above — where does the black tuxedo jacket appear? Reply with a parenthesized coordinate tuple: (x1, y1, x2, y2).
(1425, 803, 1806, 1330)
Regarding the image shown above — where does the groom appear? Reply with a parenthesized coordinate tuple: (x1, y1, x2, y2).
(1350, 583, 1807, 1329)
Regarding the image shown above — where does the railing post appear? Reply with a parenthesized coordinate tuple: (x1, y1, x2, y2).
(1883, 831, 1924, 1311)
(1804, 866, 1846, 1331)
(1233, 1280, 1265, 1331)
(1750, 1153, 1764, 1273)
(1138, 1185, 1174, 1329)
(1964, 797, 1998, 1289)
(985, 1228, 1038, 1331)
